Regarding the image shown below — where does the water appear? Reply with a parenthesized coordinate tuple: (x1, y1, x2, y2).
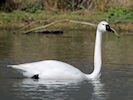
(0, 30, 133, 100)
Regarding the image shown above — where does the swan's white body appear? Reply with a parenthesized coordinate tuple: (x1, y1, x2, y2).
(8, 21, 115, 80)
(10, 60, 88, 80)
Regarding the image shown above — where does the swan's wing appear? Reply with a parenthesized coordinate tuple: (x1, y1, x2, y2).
(7, 60, 85, 79)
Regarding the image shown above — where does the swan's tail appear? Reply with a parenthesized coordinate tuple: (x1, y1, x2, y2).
(7, 65, 15, 67)
(7, 64, 38, 78)
(7, 64, 25, 73)
(7, 65, 19, 69)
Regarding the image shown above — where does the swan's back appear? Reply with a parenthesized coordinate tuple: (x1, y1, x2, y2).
(9, 60, 86, 80)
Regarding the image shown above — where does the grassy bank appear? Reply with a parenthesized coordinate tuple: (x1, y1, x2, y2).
(0, 9, 133, 32)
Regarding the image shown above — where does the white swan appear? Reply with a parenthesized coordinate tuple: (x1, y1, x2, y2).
(8, 21, 118, 80)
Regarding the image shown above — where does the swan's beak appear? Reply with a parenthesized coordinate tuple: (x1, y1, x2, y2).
(106, 25, 120, 38)
(110, 27, 120, 38)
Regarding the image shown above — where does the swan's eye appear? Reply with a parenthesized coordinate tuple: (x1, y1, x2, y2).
(102, 24, 105, 25)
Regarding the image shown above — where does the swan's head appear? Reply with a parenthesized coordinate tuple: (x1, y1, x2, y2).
(97, 21, 119, 37)
(97, 21, 114, 33)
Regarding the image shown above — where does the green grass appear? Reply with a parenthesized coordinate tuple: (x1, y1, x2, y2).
(0, 9, 132, 22)
(0, 9, 133, 30)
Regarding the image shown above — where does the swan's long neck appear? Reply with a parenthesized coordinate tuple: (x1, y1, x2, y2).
(87, 30, 102, 79)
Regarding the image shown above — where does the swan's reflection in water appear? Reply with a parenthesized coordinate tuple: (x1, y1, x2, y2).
(90, 79, 108, 100)
(13, 79, 108, 100)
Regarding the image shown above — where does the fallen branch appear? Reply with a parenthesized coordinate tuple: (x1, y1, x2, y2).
(22, 19, 97, 34)
(20, 18, 54, 31)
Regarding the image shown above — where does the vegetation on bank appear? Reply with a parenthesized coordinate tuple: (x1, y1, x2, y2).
(0, 0, 133, 31)
(0, 0, 132, 12)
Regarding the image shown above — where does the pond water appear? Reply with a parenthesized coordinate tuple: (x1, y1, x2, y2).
(0, 30, 133, 100)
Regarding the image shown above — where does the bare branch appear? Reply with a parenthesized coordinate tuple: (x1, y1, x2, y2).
(22, 19, 96, 34)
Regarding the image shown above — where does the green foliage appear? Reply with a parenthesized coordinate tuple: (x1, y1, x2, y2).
(125, 10, 133, 21)
(0, 12, 12, 22)
(106, 7, 133, 22)
(107, 7, 126, 18)
(20, 0, 43, 13)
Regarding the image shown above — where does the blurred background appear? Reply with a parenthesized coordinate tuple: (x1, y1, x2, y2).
(0, 0, 132, 12)
(0, 0, 132, 32)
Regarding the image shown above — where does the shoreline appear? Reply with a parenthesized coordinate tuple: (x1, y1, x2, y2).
(0, 11, 133, 33)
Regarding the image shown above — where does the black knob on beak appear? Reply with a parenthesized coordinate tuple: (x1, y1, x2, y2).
(106, 24, 120, 38)
(106, 25, 114, 33)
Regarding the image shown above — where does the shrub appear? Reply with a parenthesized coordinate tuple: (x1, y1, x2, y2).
(0, 0, 17, 12)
